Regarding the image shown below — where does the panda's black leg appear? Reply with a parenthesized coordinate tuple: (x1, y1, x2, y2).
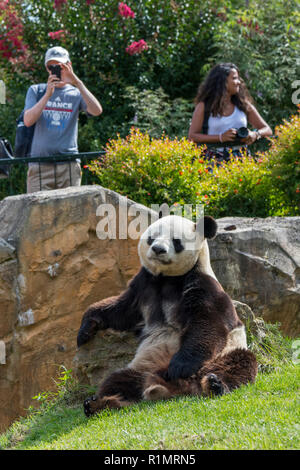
(83, 368, 145, 417)
(199, 348, 258, 397)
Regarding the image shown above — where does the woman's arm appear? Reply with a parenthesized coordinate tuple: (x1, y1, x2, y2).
(241, 103, 273, 145)
(188, 102, 237, 144)
(247, 103, 272, 137)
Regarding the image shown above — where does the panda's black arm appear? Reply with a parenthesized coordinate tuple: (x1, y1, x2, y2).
(77, 280, 142, 348)
(165, 317, 220, 381)
(165, 276, 229, 381)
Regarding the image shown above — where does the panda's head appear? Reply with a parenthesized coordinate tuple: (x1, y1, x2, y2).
(138, 215, 217, 276)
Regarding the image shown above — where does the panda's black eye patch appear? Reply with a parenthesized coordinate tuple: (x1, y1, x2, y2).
(172, 238, 184, 253)
(147, 236, 155, 246)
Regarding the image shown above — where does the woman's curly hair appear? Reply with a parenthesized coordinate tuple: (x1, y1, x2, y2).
(195, 63, 253, 116)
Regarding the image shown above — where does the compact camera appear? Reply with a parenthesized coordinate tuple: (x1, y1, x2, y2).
(48, 64, 62, 80)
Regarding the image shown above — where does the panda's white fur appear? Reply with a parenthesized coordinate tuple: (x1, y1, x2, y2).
(138, 215, 218, 280)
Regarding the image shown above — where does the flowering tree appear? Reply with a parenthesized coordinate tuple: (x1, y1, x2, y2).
(0, 0, 28, 61)
(0, 0, 220, 147)
(0, 0, 298, 152)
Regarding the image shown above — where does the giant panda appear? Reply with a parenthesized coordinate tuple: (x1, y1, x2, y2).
(77, 215, 257, 416)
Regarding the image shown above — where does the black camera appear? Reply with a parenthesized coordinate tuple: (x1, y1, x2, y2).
(234, 127, 249, 140)
(48, 64, 61, 80)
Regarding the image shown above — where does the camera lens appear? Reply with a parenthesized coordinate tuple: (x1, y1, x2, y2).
(237, 127, 248, 139)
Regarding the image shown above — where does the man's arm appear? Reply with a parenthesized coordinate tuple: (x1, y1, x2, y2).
(23, 75, 57, 127)
(73, 79, 103, 116)
(61, 63, 103, 116)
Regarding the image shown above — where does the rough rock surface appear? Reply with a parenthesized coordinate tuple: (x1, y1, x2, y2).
(0, 185, 154, 432)
(209, 217, 300, 336)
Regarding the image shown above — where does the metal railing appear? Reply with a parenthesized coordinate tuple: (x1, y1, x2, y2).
(0, 138, 270, 199)
(0, 151, 106, 198)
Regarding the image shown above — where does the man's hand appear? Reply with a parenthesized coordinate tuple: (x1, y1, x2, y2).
(45, 73, 61, 98)
(60, 62, 81, 87)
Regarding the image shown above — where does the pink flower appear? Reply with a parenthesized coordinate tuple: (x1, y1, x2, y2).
(125, 39, 148, 55)
(48, 30, 66, 40)
(86, 0, 95, 4)
(54, 0, 67, 9)
(0, 1, 9, 9)
(0, 2, 27, 61)
(118, 2, 135, 19)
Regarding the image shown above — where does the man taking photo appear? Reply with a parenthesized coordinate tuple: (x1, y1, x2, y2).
(24, 46, 102, 193)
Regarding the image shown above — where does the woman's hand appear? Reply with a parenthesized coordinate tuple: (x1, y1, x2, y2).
(240, 130, 257, 145)
(220, 128, 238, 142)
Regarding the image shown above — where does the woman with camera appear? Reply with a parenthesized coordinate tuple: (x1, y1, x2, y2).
(188, 63, 272, 162)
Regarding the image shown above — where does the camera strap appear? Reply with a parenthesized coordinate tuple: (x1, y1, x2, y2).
(202, 102, 210, 134)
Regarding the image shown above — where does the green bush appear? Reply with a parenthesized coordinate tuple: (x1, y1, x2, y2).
(266, 107, 300, 214)
(88, 108, 300, 217)
(88, 127, 209, 207)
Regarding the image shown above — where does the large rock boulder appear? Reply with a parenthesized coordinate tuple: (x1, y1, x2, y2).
(0, 185, 154, 432)
(209, 217, 300, 336)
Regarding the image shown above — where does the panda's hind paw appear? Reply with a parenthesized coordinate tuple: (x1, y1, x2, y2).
(201, 373, 228, 397)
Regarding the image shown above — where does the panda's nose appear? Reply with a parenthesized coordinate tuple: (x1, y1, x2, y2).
(152, 245, 167, 255)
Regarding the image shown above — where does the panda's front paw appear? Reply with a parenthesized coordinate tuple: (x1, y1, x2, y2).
(77, 318, 100, 347)
(165, 356, 199, 381)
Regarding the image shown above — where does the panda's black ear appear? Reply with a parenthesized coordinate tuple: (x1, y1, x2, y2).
(204, 216, 217, 239)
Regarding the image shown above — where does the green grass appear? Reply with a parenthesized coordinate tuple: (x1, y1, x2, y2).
(0, 362, 299, 450)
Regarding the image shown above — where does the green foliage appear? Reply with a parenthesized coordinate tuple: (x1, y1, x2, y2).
(0, 160, 27, 201)
(88, 127, 209, 207)
(266, 108, 300, 213)
(210, 0, 300, 130)
(247, 322, 293, 373)
(32, 366, 77, 407)
(2, 0, 219, 145)
(88, 109, 300, 217)
(124, 86, 193, 139)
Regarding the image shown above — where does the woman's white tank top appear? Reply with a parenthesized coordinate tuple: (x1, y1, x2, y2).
(207, 106, 247, 135)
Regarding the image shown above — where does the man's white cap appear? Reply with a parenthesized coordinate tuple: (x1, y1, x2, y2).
(45, 46, 70, 65)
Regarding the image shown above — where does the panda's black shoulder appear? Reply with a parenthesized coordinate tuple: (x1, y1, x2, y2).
(128, 267, 156, 291)
(183, 262, 240, 324)
(183, 262, 225, 297)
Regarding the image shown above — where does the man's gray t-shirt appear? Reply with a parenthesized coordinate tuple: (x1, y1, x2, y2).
(24, 83, 87, 158)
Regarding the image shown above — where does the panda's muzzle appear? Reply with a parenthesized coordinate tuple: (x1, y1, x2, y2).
(152, 245, 167, 256)
(149, 244, 172, 264)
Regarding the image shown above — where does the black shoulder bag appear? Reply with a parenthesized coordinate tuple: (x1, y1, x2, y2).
(14, 84, 47, 158)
